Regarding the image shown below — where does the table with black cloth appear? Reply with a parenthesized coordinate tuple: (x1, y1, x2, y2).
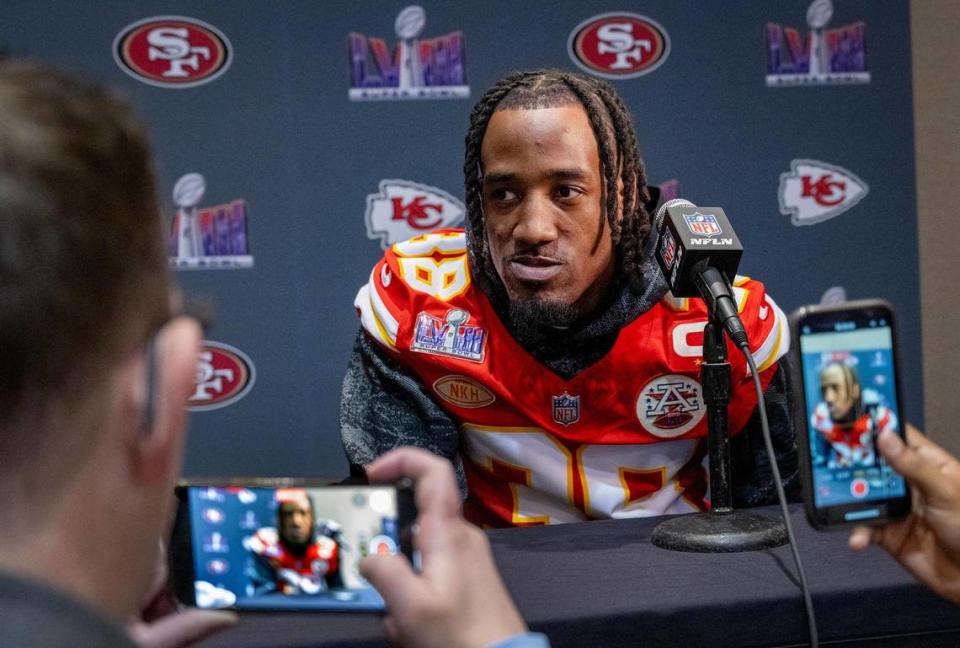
(200, 504, 960, 647)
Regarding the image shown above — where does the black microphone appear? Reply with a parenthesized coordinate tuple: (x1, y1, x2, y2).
(654, 199, 749, 349)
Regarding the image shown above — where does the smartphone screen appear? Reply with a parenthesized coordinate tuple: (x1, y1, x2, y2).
(176, 484, 410, 611)
(795, 302, 909, 526)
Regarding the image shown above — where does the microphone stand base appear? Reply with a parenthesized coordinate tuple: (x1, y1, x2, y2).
(652, 510, 787, 553)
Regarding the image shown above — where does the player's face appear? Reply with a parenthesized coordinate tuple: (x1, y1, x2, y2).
(279, 502, 313, 545)
(820, 365, 858, 420)
(481, 105, 615, 317)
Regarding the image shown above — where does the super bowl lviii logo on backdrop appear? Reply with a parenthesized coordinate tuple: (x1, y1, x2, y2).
(365, 180, 464, 248)
(114, 16, 231, 88)
(765, 0, 869, 86)
(778, 159, 869, 226)
(568, 12, 670, 79)
(188, 341, 256, 412)
(168, 173, 253, 270)
(348, 5, 469, 101)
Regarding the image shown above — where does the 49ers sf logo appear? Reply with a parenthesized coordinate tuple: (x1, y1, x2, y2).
(188, 341, 256, 411)
(113, 16, 232, 88)
(568, 13, 670, 79)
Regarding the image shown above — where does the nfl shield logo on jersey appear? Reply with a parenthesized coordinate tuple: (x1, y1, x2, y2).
(683, 212, 722, 237)
(552, 393, 580, 426)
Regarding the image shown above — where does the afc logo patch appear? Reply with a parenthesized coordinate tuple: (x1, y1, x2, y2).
(636, 374, 705, 438)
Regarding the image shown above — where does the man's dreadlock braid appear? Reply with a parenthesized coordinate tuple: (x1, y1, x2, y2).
(588, 78, 651, 281)
(558, 72, 651, 282)
(550, 74, 621, 244)
(462, 71, 533, 296)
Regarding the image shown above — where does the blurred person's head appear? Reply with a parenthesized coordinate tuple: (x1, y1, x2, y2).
(276, 490, 315, 554)
(820, 362, 862, 422)
(0, 60, 200, 620)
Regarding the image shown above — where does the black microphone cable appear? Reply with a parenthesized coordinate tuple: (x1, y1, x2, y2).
(741, 343, 819, 647)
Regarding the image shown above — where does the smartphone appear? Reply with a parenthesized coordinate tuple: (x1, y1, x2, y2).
(790, 299, 911, 529)
(170, 479, 416, 611)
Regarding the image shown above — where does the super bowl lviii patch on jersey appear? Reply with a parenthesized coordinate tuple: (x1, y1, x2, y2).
(411, 308, 487, 362)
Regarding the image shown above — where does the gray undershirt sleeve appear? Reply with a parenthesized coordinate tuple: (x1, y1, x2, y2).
(339, 329, 467, 497)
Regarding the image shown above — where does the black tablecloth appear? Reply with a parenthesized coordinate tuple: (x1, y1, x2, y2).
(200, 504, 960, 647)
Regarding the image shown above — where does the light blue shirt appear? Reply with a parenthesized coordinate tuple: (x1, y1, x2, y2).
(489, 632, 551, 648)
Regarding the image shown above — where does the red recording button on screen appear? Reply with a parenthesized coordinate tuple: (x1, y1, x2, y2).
(850, 478, 870, 498)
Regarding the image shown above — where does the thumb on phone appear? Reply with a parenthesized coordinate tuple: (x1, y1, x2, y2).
(877, 425, 956, 504)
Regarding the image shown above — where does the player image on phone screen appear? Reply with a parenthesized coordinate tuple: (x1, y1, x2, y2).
(795, 301, 910, 526)
(245, 488, 347, 597)
(184, 485, 405, 610)
(812, 360, 897, 471)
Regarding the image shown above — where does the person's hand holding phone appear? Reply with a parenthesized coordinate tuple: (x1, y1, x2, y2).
(849, 425, 960, 604)
(128, 541, 236, 648)
(359, 448, 529, 648)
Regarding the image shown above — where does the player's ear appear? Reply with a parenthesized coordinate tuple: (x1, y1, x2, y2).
(130, 317, 201, 484)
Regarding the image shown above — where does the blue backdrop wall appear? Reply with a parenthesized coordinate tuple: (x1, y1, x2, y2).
(1, 0, 920, 478)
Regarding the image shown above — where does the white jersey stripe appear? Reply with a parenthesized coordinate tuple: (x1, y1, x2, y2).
(750, 294, 790, 374)
(355, 282, 398, 349)
(367, 267, 399, 343)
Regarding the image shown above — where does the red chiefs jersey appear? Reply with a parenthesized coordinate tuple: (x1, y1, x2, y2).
(812, 403, 895, 468)
(246, 528, 339, 594)
(355, 229, 789, 527)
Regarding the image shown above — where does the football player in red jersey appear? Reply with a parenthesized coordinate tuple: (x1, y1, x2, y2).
(246, 489, 344, 595)
(812, 362, 897, 468)
(341, 69, 799, 527)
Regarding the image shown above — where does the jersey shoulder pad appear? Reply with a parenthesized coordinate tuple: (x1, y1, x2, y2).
(354, 229, 471, 350)
(658, 276, 788, 373)
(316, 536, 338, 555)
(811, 402, 831, 430)
(246, 527, 280, 555)
(875, 405, 898, 431)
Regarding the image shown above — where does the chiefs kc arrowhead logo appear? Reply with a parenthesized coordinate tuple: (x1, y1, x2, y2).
(778, 159, 869, 226)
(365, 180, 465, 249)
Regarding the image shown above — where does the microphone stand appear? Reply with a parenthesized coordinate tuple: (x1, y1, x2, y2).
(651, 315, 787, 552)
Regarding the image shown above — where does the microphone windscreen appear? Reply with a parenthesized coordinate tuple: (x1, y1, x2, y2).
(654, 198, 695, 231)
